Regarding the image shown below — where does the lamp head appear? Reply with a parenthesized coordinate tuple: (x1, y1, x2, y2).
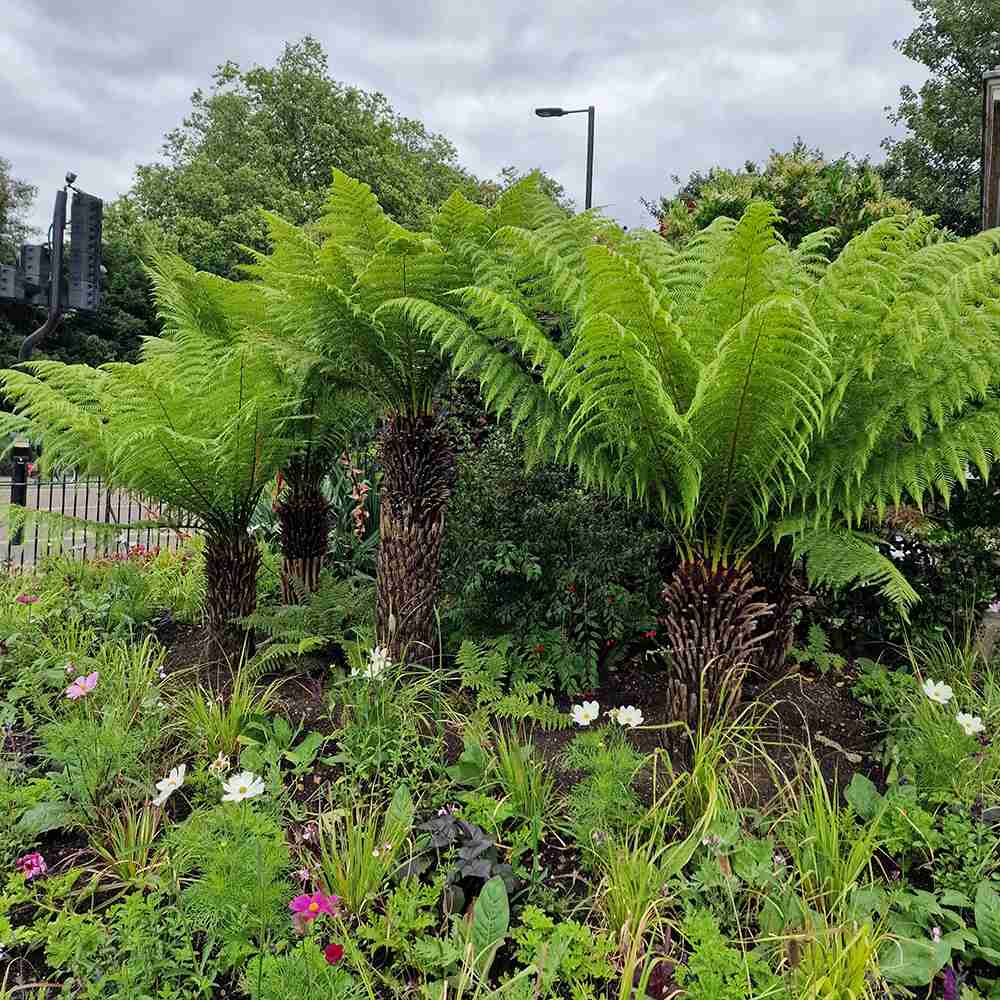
(534, 107, 566, 118)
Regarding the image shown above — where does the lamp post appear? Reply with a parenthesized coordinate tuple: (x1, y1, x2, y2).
(534, 105, 595, 209)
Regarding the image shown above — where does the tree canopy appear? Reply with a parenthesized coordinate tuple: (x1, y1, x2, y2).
(646, 140, 912, 251)
(882, 0, 1000, 235)
(129, 36, 479, 278)
(0, 156, 36, 264)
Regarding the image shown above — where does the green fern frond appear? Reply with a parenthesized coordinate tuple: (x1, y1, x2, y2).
(791, 527, 919, 615)
(318, 168, 409, 255)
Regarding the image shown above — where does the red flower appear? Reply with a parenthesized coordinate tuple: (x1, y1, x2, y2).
(567, 583, 576, 593)
(643, 630, 657, 640)
(533, 644, 545, 654)
(324, 942, 345, 965)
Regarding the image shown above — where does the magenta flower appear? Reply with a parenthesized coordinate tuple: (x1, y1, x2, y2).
(15, 852, 47, 880)
(289, 891, 339, 923)
(65, 671, 99, 700)
(15, 593, 38, 605)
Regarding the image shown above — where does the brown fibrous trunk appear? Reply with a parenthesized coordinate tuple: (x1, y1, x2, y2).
(375, 413, 455, 663)
(657, 558, 773, 750)
(204, 534, 261, 653)
(276, 484, 330, 604)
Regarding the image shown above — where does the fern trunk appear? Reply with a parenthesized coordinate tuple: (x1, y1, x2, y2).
(204, 534, 261, 648)
(276, 483, 330, 604)
(376, 413, 455, 662)
(657, 558, 772, 747)
(752, 541, 807, 676)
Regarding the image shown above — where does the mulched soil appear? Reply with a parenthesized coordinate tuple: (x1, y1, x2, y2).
(153, 618, 885, 808)
(527, 655, 884, 808)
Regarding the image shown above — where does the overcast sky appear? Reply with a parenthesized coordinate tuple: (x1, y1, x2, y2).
(4, 0, 925, 237)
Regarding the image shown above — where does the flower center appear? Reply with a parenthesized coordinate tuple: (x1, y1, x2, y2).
(238, 785, 247, 794)
(308, 901, 319, 913)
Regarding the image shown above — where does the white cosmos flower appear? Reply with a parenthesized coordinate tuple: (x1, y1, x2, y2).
(614, 705, 644, 728)
(152, 764, 186, 807)
(956, 712, 986, 737)
(571, 701, 600, 726)
(922, 679, 955, 705)
(221, 771, 265, 803)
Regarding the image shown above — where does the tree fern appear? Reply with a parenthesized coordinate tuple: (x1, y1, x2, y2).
(250, 170, 563, 660)
(0, 255, 301, 636)
(389, 198, 1000, 625)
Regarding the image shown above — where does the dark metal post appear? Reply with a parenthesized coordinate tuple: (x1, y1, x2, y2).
(10, 439, 31, 545)
(585, 105, 595, 210)
(981, 68, 1000, 232)
(19, 188, 67, 362)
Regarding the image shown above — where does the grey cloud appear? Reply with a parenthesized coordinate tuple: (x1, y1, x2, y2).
(4, 0, 924, 236)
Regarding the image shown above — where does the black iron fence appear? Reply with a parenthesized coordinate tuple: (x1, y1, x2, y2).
(1, 470, 184, 568)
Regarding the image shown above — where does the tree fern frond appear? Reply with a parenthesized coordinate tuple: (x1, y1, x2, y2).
(317, 168, 410, 256)
(791, 526, 919, 615)
(581, 244, 700, 409)
(690, 294, 832, 534)
(684, 201, 784, 361)
(489, 172, 567, 231)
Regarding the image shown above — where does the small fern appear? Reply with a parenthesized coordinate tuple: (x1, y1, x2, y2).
(456, 638, 570, 731)
(245, 574, 374, 670)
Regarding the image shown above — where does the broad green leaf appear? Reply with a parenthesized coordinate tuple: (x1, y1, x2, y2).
(845, 773, 883, 820)
(17, 801, 75, 836)
(879, 937, 951, 986)
(384, 784, 414, 843)
(977, 882, 1000, 952)
(471, 875, 509, 975)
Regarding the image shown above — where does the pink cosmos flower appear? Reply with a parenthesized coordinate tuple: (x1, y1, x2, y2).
(65, 671, 99, 700)
(15, 594, 38, 605)
(15, 852, 47, 880)
(289, 891, 339, 923)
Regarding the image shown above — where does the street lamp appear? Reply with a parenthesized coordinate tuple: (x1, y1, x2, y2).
(534, 105, 595, 209)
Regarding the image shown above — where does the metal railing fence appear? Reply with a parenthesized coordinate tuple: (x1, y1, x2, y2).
(1, 470, 184, 568)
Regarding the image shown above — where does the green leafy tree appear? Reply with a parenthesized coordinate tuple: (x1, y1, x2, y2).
(0, 255, 299, 641)
(249, 170, 563, 660)
(647, 140, 912, 250)
(130, 36, 478, 279)
(0, 155, 36, 263)
(882, 0, 1000, 235)
(393, 203, 1000, 734)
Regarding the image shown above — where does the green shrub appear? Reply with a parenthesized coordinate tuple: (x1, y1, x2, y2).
(242, 939, 355, 999)
(561, 730, 646, 853)
(166, 803, 294, 969)
(442, 429, 664, 665)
